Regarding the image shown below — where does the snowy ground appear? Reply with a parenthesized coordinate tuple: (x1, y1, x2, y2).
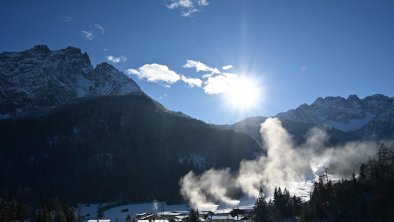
(76, 202, 189, 222)
(76, 201, 254, 222)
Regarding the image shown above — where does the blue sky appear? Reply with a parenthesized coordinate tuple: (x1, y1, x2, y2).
(1, 0, 393, 124)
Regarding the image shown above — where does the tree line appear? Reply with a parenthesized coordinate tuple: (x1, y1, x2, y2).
(1, 144, 393, 221)
(253, 144, 394, 222)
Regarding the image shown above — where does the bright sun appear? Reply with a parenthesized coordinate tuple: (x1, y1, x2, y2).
(224, 75, 261, 112)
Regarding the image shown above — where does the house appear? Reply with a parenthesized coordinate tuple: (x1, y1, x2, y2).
(179, 215, 205, 222)
(136, 211, 207, 222)
(204, 208, 253, 222)
(209, 214, 234, 222)
(229, 208, 253, 222)
(136, 213, 172, 222)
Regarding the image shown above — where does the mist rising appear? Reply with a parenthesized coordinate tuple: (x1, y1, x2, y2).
(180, 118, 390, 210)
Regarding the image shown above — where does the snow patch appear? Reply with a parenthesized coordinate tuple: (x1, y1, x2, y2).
(0, 45, 143, 119)
(75, 75, 93, 97)
(324, 112, 375, 132)
(75, 204, 103, 221)
(178, 154, 207, 170)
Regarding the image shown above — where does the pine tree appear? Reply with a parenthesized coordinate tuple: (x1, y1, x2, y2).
(34, 208, 51, 222)
(253, 187, 270, 222)
(291, 195, 302, 217)
(55, 210, 67, 222)
(188, 209, 199, 222)
(126, 214, 132, 222)
(64, 205, 76, 222)
(359, 163, 366, 179)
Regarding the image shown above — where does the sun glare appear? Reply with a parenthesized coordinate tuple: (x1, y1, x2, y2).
(224, 75, 262, 112)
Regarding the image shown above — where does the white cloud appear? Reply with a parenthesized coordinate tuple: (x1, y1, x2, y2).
(203, 73, 238, 94)
(94, 24, 105, 34)
(81, 23, 105, 40)
(181, 75, 202, 87)
(183, 60, 242, 95)
(183, 60, 220, 74)
(167, 0, 193, 9)
(127, 63, 181, 84)
(197, 0, 208, 6)
(158, 94, 168, 100)
(222, 65, 233, 71)
(81, 31, 95, 40)
(182, 8, 198, 17)
(63, 16, 73, 22)
(126, 60, 238, 93)
(202, 73, 214, 78)
(106, 55, 127, 63)
(166, 0, 209, 17)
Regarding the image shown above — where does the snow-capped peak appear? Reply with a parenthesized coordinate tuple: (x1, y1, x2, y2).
(0, 45, 143, 119)
(276, 94, 394, 132)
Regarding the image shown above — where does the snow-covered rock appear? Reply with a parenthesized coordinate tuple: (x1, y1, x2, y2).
(0, 45, 142, 119)
(178, 153, 208, 171)
(277, 94, 394, 132)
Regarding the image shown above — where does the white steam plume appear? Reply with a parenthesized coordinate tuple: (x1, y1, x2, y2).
(180, 118, 389, 210)
(180, 169, 240, 211)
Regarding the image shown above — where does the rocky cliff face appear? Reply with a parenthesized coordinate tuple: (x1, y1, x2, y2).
(0, 45, 142, 118)
(277, 94, 394, 134)
(225, 94, 394, 146)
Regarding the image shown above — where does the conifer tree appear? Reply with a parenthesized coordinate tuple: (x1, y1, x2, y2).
(253, 187, 270, 222)
(126, 214, 132, 222)
(188, 209, 199, 222)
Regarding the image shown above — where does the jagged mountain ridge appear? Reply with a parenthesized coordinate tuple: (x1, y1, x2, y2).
(0, 45, 142, 118)
(228, 94, 394, 146)
(277, 94, 394, 133)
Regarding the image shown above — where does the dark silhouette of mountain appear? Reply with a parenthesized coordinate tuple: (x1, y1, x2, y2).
(0, 94, 260, 203)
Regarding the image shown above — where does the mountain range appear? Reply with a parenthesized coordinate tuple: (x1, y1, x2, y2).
(0, 45, 142, 119)
(227, 94, 394, 148)
(0, 45, 393, 204)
